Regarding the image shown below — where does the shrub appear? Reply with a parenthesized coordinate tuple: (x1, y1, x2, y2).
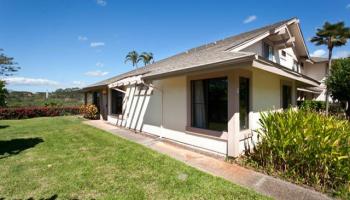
(80, 104, 99, 120)
(245, 109, 350, 198)
(300, 100, 325, 111)
(0, 106, 80, 120)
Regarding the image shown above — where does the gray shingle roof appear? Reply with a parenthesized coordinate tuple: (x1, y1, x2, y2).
(311, 57, 328, 63)
(84, 18, 296, 89)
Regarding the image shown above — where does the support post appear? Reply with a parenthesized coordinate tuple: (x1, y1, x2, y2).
(84, 92, 87, 105)
(227, 73, 240, 157)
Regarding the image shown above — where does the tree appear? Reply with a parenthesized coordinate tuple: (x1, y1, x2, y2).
(0, 49, 20, 76)
(0, 49, 20, 107)
(0, 81, 8, 107)
(138, 52, 154, 66)
(125, 51, 139, 68)
(311, 21, 350, 115)
(326, 58, 350, 119)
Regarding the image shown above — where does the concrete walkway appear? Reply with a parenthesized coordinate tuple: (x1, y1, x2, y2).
(83, 120, 332, 200)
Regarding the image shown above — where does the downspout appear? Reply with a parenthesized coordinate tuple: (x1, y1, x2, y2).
(141, 80, 164, 138)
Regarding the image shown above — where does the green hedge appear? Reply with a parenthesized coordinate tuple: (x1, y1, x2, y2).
(245, 109, 350, 198)
(300, 100, 325, 111)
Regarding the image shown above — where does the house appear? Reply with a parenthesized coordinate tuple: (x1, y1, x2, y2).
(297, 57, 329, 102)
(83, 17, 323, 157)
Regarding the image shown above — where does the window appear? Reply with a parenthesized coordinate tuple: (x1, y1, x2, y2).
(263, 42, 274, 61)
(191, 77, 228, 132)
(239, 77, 250, 130)
(281, 50, 286, 57)
(93, 92, 100, 112)
(292, 60, 299, 72)
(282, 85, 292, 109)
(111, 89, 124, 115)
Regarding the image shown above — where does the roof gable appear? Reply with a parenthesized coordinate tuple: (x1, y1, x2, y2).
(230, 18, 310, 59)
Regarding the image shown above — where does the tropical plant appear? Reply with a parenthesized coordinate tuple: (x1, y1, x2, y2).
(311, 21, 350, 115)
(80, 104, 99, 119)
(327, 58, 350, 119)
(125, 51, 139, 68)
(138, 52, 154, 66)
(245, 109, 350, 198)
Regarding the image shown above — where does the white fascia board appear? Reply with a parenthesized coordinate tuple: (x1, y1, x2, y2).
(252, 59, 320, 87)
(231, 19, 298, 53)
(230, 32, 270, 52)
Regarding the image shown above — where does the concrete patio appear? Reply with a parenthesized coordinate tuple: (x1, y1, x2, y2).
(83, 119, 332, 200)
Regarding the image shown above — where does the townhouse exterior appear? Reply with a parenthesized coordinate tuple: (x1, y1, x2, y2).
(83, 18, 327, 157)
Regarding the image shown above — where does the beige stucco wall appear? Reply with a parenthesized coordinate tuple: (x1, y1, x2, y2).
(108, 75, 228, 155)
(238, 68, 297, 153)
(107, 66, 298, 156)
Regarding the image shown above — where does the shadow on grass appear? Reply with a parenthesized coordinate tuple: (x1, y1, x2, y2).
(0, 125, 9, 129)
(0, 137, 44, 159)
(0, 194, 58, 200)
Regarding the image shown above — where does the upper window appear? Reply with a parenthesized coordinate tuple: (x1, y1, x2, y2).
(191, 77, 228, 132)
(282, 85, 292, 109)
(281, 50, 286, 57)
(111, 89, 124, 115)
(239, 77, 250, 130)
(263, 42, 274, 61)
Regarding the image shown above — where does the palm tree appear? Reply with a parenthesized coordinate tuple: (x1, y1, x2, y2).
(311, 21, 350, 115)
(125, 51, 139, 68)
(138, 52, 154, 66)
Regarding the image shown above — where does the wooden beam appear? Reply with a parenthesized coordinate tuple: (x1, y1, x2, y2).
(111, 87, 126, 94)
(273, 37, 295, 46)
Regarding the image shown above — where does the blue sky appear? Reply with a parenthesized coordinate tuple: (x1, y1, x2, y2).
(1, 0, 349, 92)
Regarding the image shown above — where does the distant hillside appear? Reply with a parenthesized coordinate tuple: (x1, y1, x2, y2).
(7, 88, 84, 107)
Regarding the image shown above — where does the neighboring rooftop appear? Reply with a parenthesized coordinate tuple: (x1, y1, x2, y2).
(84, 18, 296, 89)
(311, 57, 328, 63)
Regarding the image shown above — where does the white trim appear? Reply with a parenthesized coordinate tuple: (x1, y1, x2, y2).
(252, 59, 320, 87)
(230, 32, 270, 52)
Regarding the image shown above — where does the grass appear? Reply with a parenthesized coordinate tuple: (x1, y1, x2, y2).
(0, 116, 269, 199)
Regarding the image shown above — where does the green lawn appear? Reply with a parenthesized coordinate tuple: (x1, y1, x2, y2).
(0, 117, 269, 199)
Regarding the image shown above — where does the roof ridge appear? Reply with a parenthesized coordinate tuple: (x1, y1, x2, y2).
(186, 17, 296, 53)
(84, 17, 298, 89)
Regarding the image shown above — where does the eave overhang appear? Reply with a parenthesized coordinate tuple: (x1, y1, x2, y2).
(252, 57, 320, 87)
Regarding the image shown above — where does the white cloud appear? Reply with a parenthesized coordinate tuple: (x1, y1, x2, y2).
(310, 49, 326, 57)
(78, 36, 88, 41)
(346, 4, 350, 9)
(96, 62, 104, 67)
(96, 0, 107, 6)
(243, 15, 257, 24)
(90, 42, 105, 48)
(2, 77, 60, 86)
(333, 50, 350, 58)
(85, 70, 109, 77)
